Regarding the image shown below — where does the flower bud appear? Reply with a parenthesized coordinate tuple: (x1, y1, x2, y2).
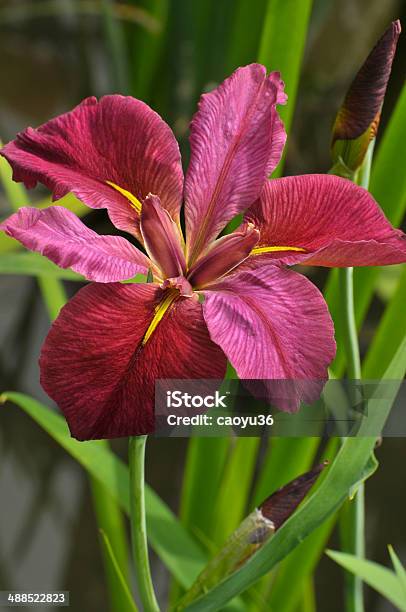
(331, 20, 401, 175)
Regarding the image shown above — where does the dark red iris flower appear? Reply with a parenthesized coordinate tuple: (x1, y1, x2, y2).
(1, 64, 405, 440)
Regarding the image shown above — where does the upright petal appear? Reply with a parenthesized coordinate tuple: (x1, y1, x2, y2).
(185, 64, 286, 264)
(245, 175, 406, 267)
(1, 96, 184, 238)
(140, 194, 186, 279)
(0, 206, 149, 282)
(188, 224, 259, 288)
(202, 266, 336, 411)
(40, 283, 226, 440)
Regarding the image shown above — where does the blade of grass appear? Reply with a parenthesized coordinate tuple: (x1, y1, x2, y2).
(179, 438, 231, 539)
(302, 577, 316, 612)
(255, 438, 339, 612)
(0, 392, 207, 587)
(0, 252, 85, 280)
(99, 529, 139, 612)
(258, 0, 313, 177)
(326, 550, 406, 611)
(362, 265, 406, 378)
(388, 545, 406, 600)
(100, 0, 129, 93)
(225, 0, 268, 73)
(169, 437, 230, 606)
(179, 337, 406, 610)
(210, 438, 260, 545)
(244, 436, 320, 608)
(0, 143, 30, 208)
(130, 0, 168, 101)
(95, 484, 134, 612)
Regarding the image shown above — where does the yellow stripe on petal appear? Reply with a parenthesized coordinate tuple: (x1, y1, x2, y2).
(251, 245, 306, 255)
(106, 181, 142, 213)
(142, 290, 178, 346)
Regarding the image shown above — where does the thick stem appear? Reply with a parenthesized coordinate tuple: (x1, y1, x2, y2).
(129, 436, 160, 612)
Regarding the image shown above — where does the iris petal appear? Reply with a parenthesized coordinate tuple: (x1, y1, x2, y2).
(0, 95, 184, 241)
(185, 64, 286, 264)
(202, 265, 336, 412)
(245, 175, 406, 267)
(40, 283, 226, 440)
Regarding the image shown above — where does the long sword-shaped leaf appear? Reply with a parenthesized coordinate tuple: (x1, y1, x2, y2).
(0, 392, 207, 587)
(211, 438, 260, 546)
(0, 252, 85, 280)
(99, 529, 139, 612)
(265, 438, 340, 612)
(326, 550, 406, 611)
(362, 265, 406, 378)
(388, 545, 406, 600)
(225, 0, 268, 73)
(180, 338, 406, 610)
(258, 0, 313, 176)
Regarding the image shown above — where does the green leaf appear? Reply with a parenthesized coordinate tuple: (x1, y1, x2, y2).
(0, 392, 208, 588)
(258, 0, 313, 176)
(388, 545, 406, 601)
(326, 550, 406, 611)
(91, 475, 132, 612)
(0, 252, 85, 280)
(36, 276, 68, 320)
(169, 437, 231, 607)
(211, 438, 260, 545)
(99, 529, 139, 612)
(130, 0, 168, 101)
(265, 438, 340, 612)
(100, 0, 129, 93)
(362, 265, 406, 378)
(0, 144, 30, 211)
(179, 437, 231, 540)
(180, 338, 406, 610)
(225, 0, 268, 73)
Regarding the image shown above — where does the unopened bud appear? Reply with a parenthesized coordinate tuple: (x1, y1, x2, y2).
(331, 20, 401, 175)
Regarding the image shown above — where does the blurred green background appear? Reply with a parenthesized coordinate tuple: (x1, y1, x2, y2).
(0, 0, 405, 610)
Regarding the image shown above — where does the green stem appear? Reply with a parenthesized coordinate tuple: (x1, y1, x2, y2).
(338, 267, 361, 380)
(338, 269, 364, 612)
(337, 140, 375, 612)
(129, 436, 160, 612)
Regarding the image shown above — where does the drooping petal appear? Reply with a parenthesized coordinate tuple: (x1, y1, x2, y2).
(202, 265, 336, 411)
(185, 64, 286, 265)
(140, 194, 186, 279)
(0, 206, 149, 282)
(188, 224, 259, 288)
(40, 283, 227, 440)
(0, 96, 184, 238)
(245, 175, 406, 267)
